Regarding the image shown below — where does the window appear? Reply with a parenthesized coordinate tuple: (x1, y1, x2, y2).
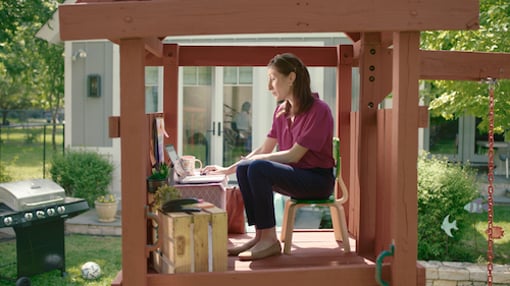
(223, 67, 252, 85)
(145, 67, 160, 113)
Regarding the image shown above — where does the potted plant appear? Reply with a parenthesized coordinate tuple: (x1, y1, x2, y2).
(95, 194, 118, 222)
(153, 184, 181, 210)
(147, 162, 170, 193)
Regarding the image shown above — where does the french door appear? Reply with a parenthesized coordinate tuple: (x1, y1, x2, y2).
(181, 67, 254, 168)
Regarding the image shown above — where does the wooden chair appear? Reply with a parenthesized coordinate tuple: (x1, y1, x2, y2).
(280, 138, 351, 254)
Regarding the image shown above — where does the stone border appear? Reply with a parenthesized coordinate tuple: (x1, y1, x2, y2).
(420, 260, 510, 286)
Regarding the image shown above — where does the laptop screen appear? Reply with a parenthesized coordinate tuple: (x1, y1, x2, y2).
(165, 144, 185, 177)
(165, 144, 226, 184)
(165, 144, 180, 164)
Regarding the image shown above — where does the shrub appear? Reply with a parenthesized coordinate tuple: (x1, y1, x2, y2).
(0, 164, 12, 183)
(417, 151, 479, 261)
(50, 149, 114, 206)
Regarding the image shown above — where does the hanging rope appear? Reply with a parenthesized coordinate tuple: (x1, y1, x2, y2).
(485, 77, 497, 286)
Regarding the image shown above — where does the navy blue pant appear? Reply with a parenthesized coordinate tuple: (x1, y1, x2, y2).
(236, 160, 335, 229)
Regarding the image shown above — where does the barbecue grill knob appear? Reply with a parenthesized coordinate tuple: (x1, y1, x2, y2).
(24, 213, 33, 221)
(47, 208, 56, 216)
(57, 206, 65, 214)
(36, 210, 45, 219)
(3, 217, 12, 226)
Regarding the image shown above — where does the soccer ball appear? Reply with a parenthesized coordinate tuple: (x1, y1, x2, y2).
(81, 261, 102, 280)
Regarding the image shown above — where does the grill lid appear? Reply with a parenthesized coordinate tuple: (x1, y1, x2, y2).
(0, 179, 65, 211)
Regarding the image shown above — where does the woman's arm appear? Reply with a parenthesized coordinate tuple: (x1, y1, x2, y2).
(201, 137, 278, 175)
(248, 142, 308, 164)
(244, 137, 277, 158)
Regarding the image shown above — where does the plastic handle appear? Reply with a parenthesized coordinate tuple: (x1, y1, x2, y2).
(375, 243, 395, 286)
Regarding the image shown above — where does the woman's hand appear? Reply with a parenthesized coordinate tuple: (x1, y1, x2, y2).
(201, 165, 229, 175)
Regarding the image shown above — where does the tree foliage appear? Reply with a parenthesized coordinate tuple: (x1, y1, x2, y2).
(0, 0, 64, 123)
(421, 0, 510, 135)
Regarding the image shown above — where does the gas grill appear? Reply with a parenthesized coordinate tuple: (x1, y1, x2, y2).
(0, 179, 89, 282)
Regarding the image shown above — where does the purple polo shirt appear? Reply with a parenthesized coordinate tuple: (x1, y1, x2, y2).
(267, 94, 334, 169)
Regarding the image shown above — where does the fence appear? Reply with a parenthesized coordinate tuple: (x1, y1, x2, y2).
(0, 123, 65, 181)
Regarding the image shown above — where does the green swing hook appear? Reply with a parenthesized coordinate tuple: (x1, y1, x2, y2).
(375, 242, 395, 286)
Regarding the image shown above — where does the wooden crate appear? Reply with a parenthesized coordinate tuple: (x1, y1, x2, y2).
(153, 206, 227, 273)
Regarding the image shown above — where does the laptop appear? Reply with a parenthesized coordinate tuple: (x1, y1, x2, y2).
(165, 144, 226, 184)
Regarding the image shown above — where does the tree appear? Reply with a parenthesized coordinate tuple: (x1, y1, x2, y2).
(421, 0, 510, 135)
(0, 0, 64, 149)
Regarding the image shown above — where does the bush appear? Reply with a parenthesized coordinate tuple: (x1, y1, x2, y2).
(0, 164, 12, 183)
(50, 149, 114, 206)
(417, 151, 479, 261)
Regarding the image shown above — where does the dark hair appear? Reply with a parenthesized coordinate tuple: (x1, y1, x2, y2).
(268, 53, 313, 115)
(241, 101, 251, 112)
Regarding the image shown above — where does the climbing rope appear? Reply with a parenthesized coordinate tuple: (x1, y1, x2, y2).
(485, 77, 497, 286)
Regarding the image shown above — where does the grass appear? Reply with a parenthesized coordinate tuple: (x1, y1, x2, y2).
(0, 234, 121, 286)
(455, 205, 510, 265)
(0, 123, 65, 180)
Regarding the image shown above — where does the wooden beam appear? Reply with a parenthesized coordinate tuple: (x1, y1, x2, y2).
(147, 264, 389, 286)
(146, 46, 339, 67)
(108, 116, 120, 138)
(357, 32, 381, 258)
(337, 44, 353, 223)
(163, 44, 179, 148)
(119, 38, 149, 286)
(420, 50, 510, 81)
(345, 32, 361, 43)
(58, 0, 479, 41)
(390, 31, 420, 286)
(144, 37, 163, 58)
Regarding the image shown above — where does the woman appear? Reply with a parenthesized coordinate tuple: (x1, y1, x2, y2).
(202, 53, 335, 260)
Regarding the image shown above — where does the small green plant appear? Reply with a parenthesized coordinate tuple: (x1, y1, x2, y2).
(24, 128, 40, 144)
(149, 162, 169, 180)
(50, 149, 114, 206)
(96, 194, 116, 203)
(153, 184, 181, 209)
(0, 164, 12, 183)
(417, 151, 479, 261)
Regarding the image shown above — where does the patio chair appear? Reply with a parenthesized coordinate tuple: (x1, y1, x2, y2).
(279, 138, 351, 254)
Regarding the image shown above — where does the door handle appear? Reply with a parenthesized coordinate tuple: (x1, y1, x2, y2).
(206, 122, 216, 136)
(217, 122, 221, 136)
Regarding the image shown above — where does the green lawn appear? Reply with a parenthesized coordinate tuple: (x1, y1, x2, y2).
(0, 234, 121, 286)
(456, 205, 510, 264)
(0, 124, 65, 180)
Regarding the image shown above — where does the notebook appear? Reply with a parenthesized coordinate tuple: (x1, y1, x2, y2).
(165, 144, 226, 184)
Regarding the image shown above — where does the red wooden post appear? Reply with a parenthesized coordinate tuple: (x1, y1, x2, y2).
(119, 38, 149, 286)
(357, 32, 382, 257)
(337, 44, 353, 222)
(390, 31, 420, 286)
(163, 44, 179, 149)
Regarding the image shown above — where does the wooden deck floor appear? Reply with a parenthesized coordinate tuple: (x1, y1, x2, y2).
(119, 231, 407, 286)
(227, 230, 371, 272)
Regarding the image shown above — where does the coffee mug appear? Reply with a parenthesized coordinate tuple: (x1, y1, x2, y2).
(180, 155, 203, 176)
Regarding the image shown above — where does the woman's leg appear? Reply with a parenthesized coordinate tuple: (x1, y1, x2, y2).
(234, 160, 334, 260)
(241, 160, 334, 229)
(227, 160, 260, 256)
(231, 160, 280, 258)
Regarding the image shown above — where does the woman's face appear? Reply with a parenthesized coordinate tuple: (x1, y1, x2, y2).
(267, 67, 294, 102)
